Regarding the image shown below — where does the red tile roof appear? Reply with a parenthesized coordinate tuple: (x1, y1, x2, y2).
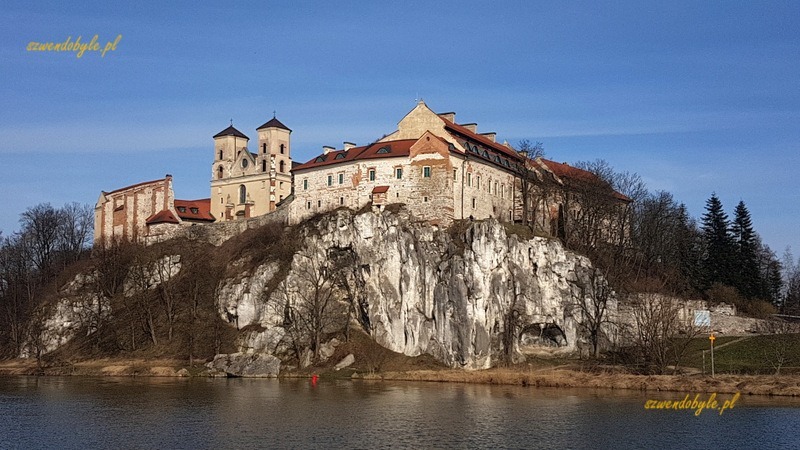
(145, 209, 179, 225)
(539, 159, 632, 202)
(293, 140, 417, 171)
(440, 117, 523, 161)
(372, 186, 389, 194)
(175, 198, 215, 222)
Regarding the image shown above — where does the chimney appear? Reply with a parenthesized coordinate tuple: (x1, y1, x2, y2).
(439, 112, 456, 122)
(343, 142, 356, 151)
(323, 145, 335, 155)
(461, 123, 477, 133)
(480, 132, 496, 142)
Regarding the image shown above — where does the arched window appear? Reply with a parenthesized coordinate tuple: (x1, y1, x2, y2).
(218, 150, 223, 160)
(262, 160, 267, 172)
(239, 185, 246, 204)
(262, 143, 267, 154)
(279, 160, 285, 173)
(280, 144, 285, 154)
(217, 166, 223, 179)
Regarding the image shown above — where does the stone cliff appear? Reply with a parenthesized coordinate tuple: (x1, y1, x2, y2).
(218, 208, 612, 370)
(27, 208, 616, 370)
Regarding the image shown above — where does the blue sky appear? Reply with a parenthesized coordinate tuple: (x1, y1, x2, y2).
(2, 1, 798, 256)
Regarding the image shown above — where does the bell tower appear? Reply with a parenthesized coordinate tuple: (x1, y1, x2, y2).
(211, 124, 250, 221)
(256, 115, 293, 210)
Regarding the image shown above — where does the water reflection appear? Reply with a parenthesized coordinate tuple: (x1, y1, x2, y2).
(0, 377, 798, 449)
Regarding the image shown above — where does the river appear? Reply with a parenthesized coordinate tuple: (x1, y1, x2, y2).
(1, 377, 798, 449)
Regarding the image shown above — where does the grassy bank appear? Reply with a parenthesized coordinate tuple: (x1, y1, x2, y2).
(3, 357, 800, 397)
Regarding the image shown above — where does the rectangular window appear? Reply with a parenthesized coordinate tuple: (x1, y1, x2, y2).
(467, 173, 472, 187)
(368, 169, 376, 181)
(395, 168, 403, 179)
(318, 200, 321, 207)
(327, 175, 332, 187)
(423, 196, 429, 202)
(453, 169, 457, 181)
(423, 166, 431, 178)
(339, 197, 344, 205)
(477, 176, 481, 189)
(307, 201, 311, 209)
(303, 179, 308, 190)
(338, 173, 344, 184)
(472, 198, 476, 209)
(494, 181, 498, 195)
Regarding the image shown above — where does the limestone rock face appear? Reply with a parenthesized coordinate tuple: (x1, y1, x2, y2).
(219, 209, 611, 370)
(21, 272, 109, 358)
(206, 352, 281, 377)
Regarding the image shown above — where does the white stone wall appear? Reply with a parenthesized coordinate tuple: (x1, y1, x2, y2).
(292, 156, 410, 224)
(452, 155, 517, 221)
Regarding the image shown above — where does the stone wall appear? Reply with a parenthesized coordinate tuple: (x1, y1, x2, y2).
(94, 176, 174, 244)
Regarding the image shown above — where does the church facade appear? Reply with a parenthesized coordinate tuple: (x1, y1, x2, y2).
(210, 117, 293, 221)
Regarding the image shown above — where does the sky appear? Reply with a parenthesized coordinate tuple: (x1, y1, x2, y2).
(2, 1, 799, 256)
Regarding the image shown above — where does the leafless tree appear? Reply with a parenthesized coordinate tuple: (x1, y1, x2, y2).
(277, 247, 346, 363)
(626, 292, 700, 374)
(760, 319, 799, 375)
(574, 268, 615, 358)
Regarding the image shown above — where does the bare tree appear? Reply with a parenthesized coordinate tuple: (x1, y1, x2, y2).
(516, 140, 551, 230)
(760, 319, 799, 375)
(19, 203, 62, 279)
(626, 292, 700, 374)
(277, 247, 346, 363)
(574, 268, 615, 358)
(58, 202, 93, 264)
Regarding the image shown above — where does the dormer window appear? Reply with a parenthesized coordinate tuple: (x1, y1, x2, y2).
(314, 155, 327, 163)
(177, 206, 186, 213)
(335, 153, 346, 160)
(376, 146, 391, 154)
(190, 207, 199, 214)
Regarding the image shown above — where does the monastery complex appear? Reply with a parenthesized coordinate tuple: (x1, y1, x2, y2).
(94, 101, 628, 244)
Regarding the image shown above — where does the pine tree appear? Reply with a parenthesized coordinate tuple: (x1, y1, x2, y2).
(700, 193, 735, 289)
(731, 200, 761, 298)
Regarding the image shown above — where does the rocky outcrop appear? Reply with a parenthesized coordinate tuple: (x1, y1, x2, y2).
(206, 353, 281, 377)
(29, 208, 613, 370)
(217, 208, 613, 370)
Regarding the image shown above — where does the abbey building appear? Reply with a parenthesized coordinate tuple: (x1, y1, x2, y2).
(94, 101, 628, 245)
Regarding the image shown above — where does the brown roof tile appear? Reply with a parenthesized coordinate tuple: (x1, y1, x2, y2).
(293, 140, 417, 171)
(145, 209, 179, 225)
(174, 198, 215, 222)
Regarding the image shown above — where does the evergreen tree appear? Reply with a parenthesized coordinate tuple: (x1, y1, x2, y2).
(731, 200, 761, 298)
(767, 260, 783, 307)
(700, 193, 735, 289)
(676, 203, 704, 293)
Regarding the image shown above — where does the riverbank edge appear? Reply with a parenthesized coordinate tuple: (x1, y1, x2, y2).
(1, 359, 799, 397)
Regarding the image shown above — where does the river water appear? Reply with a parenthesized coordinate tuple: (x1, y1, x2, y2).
(1, 376, 798, 449)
